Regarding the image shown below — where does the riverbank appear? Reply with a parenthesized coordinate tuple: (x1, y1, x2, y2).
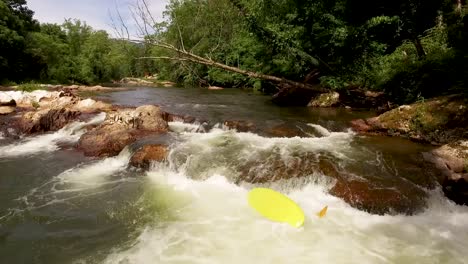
(350, 94, 468, 205)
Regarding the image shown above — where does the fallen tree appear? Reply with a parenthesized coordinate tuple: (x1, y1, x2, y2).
(112, 0, 330, 105)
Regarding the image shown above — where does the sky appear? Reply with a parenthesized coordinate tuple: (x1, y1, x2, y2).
(27, 0, 167, 37)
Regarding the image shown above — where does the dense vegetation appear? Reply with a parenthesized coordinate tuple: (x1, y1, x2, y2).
(0, 0, 155, 85)
(150, 0, 467, 104)
(1, 0, 467, 105)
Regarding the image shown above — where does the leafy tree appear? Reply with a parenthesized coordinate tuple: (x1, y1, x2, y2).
(0, 0, 40, 82)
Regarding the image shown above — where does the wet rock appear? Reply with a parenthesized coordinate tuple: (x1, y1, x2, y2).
(308, 92, 340, 107)
(350, 119, 373, 133)
(265, 124, 309, 138)
(0, 106, 15, 115)
(208, 86, 224, 90)
(130, 144, 169, 169)
(330, 179, 426, 215)
(19, 108, 81, 133)
(351, 94, 468, 144)
(238, 154, 340, 184)
(73, 98, 112, 113)
(443, 177, 468, 206)
(432, 145, 466, 173)
(162, 112, 197, 123)
(224, 120, 255, 133)
(78, 105, 168, 157)
(39, 96, 76, 109)
(78, 126, 137, 157)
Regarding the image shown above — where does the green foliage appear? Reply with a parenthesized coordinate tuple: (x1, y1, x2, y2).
(0, 1, 152, 85)
(17, 82, 42, 92)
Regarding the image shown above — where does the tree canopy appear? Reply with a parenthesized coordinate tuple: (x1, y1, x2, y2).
(1, 0, 467, 105)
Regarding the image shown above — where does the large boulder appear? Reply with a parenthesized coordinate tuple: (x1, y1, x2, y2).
(19, 108, 81, 133)
(78, 125, 137, 157)
(78, 105, 168, 157)
(237, 152, 427, 214)
(329, 178, 426, 215)
(350, 95, 468, 143)
(130, 144, 169, 169)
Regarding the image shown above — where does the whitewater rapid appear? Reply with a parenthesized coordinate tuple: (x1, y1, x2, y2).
(0, 113, 106, 157)
(101, 123, 468, 264)
(2, 120, 468, 263)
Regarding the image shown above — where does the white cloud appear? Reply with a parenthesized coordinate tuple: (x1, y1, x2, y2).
(27, 0, 167, 37)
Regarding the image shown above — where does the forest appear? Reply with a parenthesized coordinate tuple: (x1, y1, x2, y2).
(1, 0, 467, 105)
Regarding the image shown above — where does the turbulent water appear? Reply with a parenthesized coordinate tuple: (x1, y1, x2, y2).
(1, 88, 468, 264)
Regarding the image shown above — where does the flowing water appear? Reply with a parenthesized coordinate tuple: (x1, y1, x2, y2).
(1, 87, 468, 263)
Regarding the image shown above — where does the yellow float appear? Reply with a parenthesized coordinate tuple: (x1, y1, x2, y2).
(248, 188, 305, 228)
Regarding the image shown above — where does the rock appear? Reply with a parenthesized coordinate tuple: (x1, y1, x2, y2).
(265, 124, 308, 138)
(443, 177, 468, 206)
(39, 96, 76, 109)
(162, 112, 197, 123)
(353, 95, 468, 144)
(160, 81, 175, 87)
(224, 120, 255, 132)
(329, 179, 425, 215)
(0, 93, 14, 105)
(74, 99, 112, 112)
(78, 105, 168, 157)
(19, 108, 81, 133)
(0, 99, 16, 107)
(350, 119, 373, 133)
(432, 145, 467, 173)
(308, 92, 340, 107)
(130, 144, 169, 169)
(208, 86, 224, 90)
(0, 106, 15, 115)
(78, 125, 137, 157)
(398, 105, 412, 111)
(338, 88, 388, 109)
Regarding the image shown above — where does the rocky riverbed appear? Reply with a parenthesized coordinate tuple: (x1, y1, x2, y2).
(1, 87, 467, 212)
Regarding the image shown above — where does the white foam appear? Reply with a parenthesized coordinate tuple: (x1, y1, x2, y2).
(307, 123, 332, 137)
(57, 147, 131, 186)
(105, 168, 468, 264)
(0, 113, 106, 157)
(169, 121, 203, 133)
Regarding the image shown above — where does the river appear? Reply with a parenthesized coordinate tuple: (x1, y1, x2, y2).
(1, 87, 467, 263)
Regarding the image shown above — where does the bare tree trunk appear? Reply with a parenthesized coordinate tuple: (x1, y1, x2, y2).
(141, 42, 329, 93)
(413, 37, 426, 59)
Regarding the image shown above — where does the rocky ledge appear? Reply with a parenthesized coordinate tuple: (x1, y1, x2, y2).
(78, 105, 168, 157)
(350, 94, 468, 205)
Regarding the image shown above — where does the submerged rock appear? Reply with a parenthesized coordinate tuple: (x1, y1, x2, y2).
(130, 144, 169, 169)
(329, 179, 426, 215)
(78, 105, 168, 157)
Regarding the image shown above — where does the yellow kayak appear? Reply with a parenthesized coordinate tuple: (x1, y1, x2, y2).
(248, 188, 305, 228)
